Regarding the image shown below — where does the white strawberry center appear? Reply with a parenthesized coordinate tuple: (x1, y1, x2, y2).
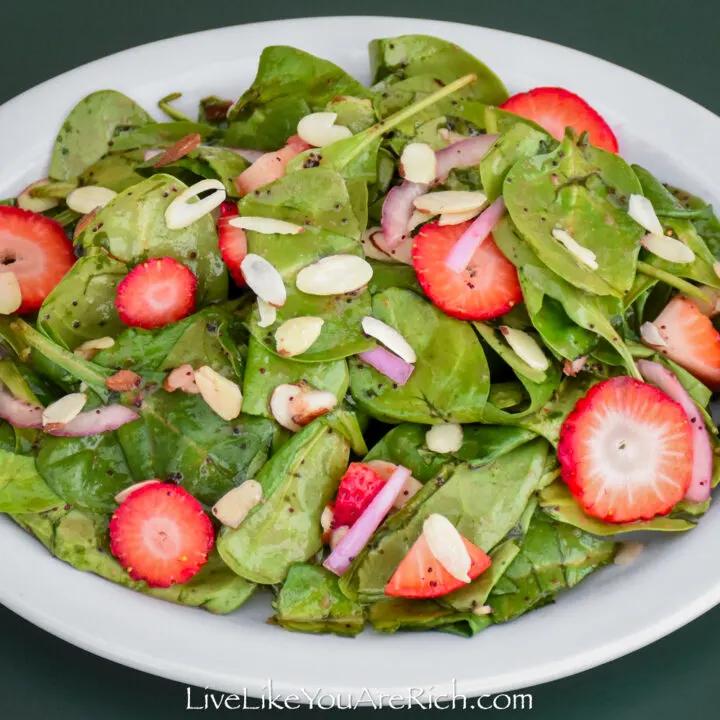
(143, 517, 182, 559)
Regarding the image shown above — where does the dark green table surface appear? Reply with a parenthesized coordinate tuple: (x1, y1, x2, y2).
(2, 0, 720, 717)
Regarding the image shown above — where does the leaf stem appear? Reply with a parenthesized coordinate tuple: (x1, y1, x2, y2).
(158, 92, 193, 123)
(636, 263, 708, 301)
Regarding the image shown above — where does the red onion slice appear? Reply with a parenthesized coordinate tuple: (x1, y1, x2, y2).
(324, 465, 411, 576)
(358, 347, 415, 386)
(637, 359, 713, 503)
(381, 181, 427, 250)
(0, 386, 43, 428)
(435, 134, 498, 183)
(444, 197, 506, 273)
(44, 404, 140, 438)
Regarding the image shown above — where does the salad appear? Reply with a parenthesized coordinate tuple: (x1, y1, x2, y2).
(0, 34, 718, 638)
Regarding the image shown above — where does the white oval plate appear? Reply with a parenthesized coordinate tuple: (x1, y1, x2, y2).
(1, 15, 719, 703)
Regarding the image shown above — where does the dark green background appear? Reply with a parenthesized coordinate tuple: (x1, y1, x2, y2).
(2, 0, 719, 717)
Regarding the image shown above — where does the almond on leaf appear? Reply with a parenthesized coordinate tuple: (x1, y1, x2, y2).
(275, 317, 324, 357)
(212, 480, 263, 529)
(195, 366, 243, 421)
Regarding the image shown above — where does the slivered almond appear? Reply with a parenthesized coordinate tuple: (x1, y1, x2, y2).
(297, 112, 352, 147)
(240, 253, 286, 307)
(212, 480, 263, 529)
(256, 298, 277, 328)
(640, 322, 667, 348)
(628, 194, 663, 236)
(399, 142, 438, 184)
(438, 208, 481, 226)
(74, 336, 115, 361)
(614, 541, 644, 566)
(290, 389, 337, 426)
(275, 316, 324, 357)
(361, 316, 416, 363)
(17, 179, 60, 213)
(229, 216, 305, 235)
(164, 179, 226, 230)
(73, 209, 98, 240)
(423, 514, 471, 583)
(551, 228, 598, 270)
(66, 186, 117, 214)
(296, 255, 373, 296)
(321, 504, 334, 534)
(425, 423, 463, 453)
(164, 364, 200, 394)
(407, 209, 434, 232)
(0, 272, 22, 315)
(365, 459, 422, 509)
(330, 525, 349, 550)
(195, 365, 243, 421)
(499, 326, 550, 371)
(563, 356, 587, 377)
(641, 233, 695, 264)
(438, 128, 468, 145)
(270, 383, 304, 432)
(413, 190, 487, 215)
(361, 228, 393, 262)
(714, 261, 720, 280)
(472, 605, 493, 617)
(42, 393, 87, 427)
(105, 370, 141, 392)
(152, 133, 202, 168)
(115, 479, 161, 504)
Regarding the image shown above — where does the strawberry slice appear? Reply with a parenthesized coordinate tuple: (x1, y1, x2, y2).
(412, 221, 522, 321)
(500, 87, 619, 153)
(385, 531, 491, 599)
(558, 376, 693, 523)
(115, 257, 197, 329)
(217, 202, 247, 287)
(233, 134, 311, 196)
(651, 296, 720, 390)
(332, 462, 387, 529)
(109, 483, 214, 588)
(0, 206, 75, 313)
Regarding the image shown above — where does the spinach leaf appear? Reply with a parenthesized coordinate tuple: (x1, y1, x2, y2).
(368, 598, 473, 633)
(80, 153, 146, 192)
(50, 90, 152, 180)
(226, 46, 371, 150)
(78, 174, 228, 304)
(340, 439, 549, 601)
(504, 132, 644, 297)
(0, 423, 14, 453)
(367, 260, 422, 295)
(667, 185, 720, 259)
(270, 564, 365, 636)
(369, 35, 508, 106)
(349, 288, 490, 423)
(326, 96, 376, 133)
(217, 419, 349, 584)
(0, 449, 63, 513)
(38, 252, 127, 350)
(108, 121, 220, 153)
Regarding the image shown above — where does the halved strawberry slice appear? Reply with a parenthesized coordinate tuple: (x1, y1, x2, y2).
(115, 257, 197, 329)
(500, 87, 619, 153)
(217, 203, 247, 287)
(109, 483, 214, 588)
(558, 376, 693, 523)
(0, 206, 75, 313)
(650, 296, 720, 390)
(332, 462, 386, 529)
(412, 221, 522, 321)
(385, 531, 491, 599)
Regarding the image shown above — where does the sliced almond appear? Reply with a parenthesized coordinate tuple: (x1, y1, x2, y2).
(330, 525, 349, 551)
(105, 370, 141, 392)
(228, 216, 305, 235)
(66, 185, 117, 215)
(17, 179, 60, 213)
(472, 605, 493, 617)
(551, 228, 598, 270)
(499, 326, 550, 371)
(212, 479, 263, 529)
(425, 423, 463, 454)
(115, 479, 162, 504)
(364, 459, 422, 509)
(628, 194, 663, 236)
(614, 541, 644, 566)
(0, 272, 22, 315)
(195, 366, 243, 421)
(290, 389, 338, 427)
(275, 316, 324, 357)
(257, 298, 277, 328)
(297, 112, 352, 147)
(438, 127, 468, 145)
(74, 336, 115, 361)
(269, 383, 304, 432)
(321, 504, 334, 534)
(714, 261, 720, 280)
(73, 209, 98, 240)
(399, 142, 438, 184)
(413, 190, 487, 215)
(641, 233, 695, 264)
(163, 364, 200, 394)
(240, 253, 286, 307)
(563, 356, 587, 377)
(361, 316, 416, 363)
(407, 209, 435, 233)
(42, 392, 87, 427)
(361, 228, 393, 262)
(438, 208, 481, 226)
(640, 321, 667, 348)
(423, 513, 472, 584)
(164, 179, 226, 230)
(296, 255, 373, 296)
(152, 133, 202, 168)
